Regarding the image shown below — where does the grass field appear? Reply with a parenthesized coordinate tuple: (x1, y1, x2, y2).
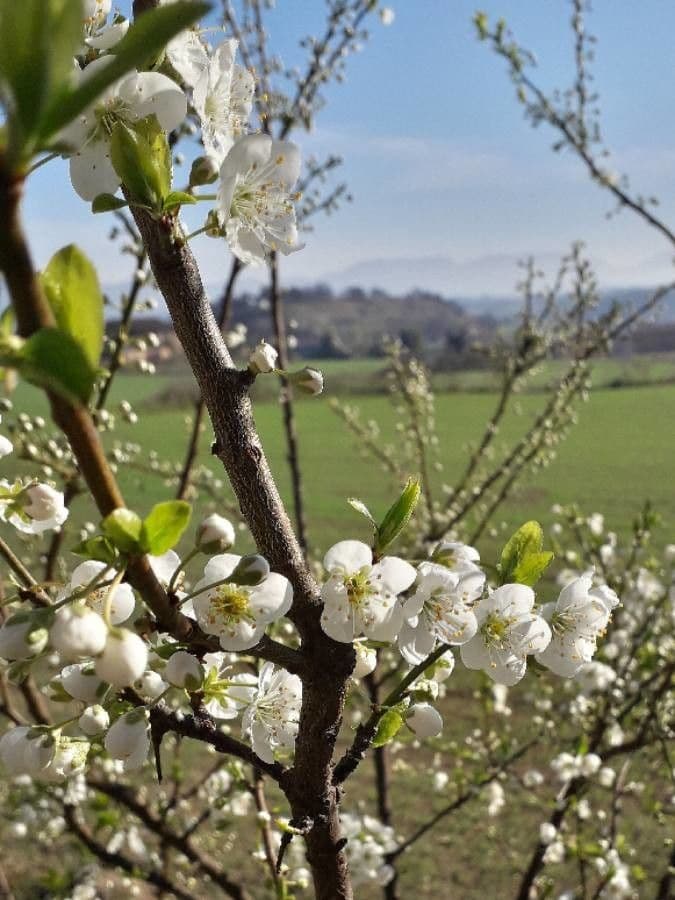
(4, 354, 674, 559)
(1, 356, 673, 898)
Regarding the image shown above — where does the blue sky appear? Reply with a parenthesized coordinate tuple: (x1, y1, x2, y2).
(23, 0, 675, 298)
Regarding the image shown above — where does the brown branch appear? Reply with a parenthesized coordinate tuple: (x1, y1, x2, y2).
(176, 256, 242, 501)
(87, 776, 251, 900)
(64, 804, 193, 900)
(269, 253, 309, 553)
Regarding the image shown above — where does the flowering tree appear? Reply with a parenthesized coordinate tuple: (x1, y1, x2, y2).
(0, 2, 672, 899)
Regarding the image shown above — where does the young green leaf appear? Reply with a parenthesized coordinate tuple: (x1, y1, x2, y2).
(71, 536, 118, 567)
(91, 193, 128, 214)
(40, 245, 104, 369)
(102, 508, 144, 554)
(0, 306, 15, 338)
(140, 501, 192, 556)
(110, 117, 171, 212)
(375, 477, 421, 556)
(38, 1, 210, 145)
(2, 328, 98, 405)
(372, 706, 405, 748)
(498, 520, 554, 586)
(163, 190, 197, 213)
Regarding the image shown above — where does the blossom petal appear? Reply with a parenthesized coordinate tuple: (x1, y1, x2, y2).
(323, 540, 371, 575)
(374, 557, 417, 595)
(69, 141, 120, 201)
(121, 71, 187, 132)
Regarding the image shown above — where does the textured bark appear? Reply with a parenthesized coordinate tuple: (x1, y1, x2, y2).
(128, 207, 356, 897)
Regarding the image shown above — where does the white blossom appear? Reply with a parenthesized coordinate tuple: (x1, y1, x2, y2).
(59, 59, 186, 200)
(191, 553, 292, 651)
(134, 670, 168, 701)
(248, 340, 278, 375)
(95, 628, 148, 687)
(196, 513, 236, 552)
(486, 780, 505, 816)
(536, 572, 614, 677)
(104, 710, 150, 771)
(165, 650, 203, 690)
(320, 540, 415, 643)
(228, 663, 302, 763)
(0, 727, 55, 776)
(0, 435, 13, 458)
(0, 613, 48, 661)
(218, 134, 302, 265)
(353, 641, 377, 678)
(539, 822, 557, 845)
(398, 561, 483, 664)
(460, 584, 552, 685)
(60, 663, 108, 704)
(61, 560, 135, 625)
(407, 702, 443, 738)
(192, 39, 254, 165)
(78, 705, 110, 736)
(49, 604, 107, 659)
(1, 483, 68, 534)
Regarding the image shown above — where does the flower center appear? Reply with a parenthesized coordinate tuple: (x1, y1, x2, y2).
(94, 98, 129, 138)
(481, 612, 515, 649)
(210, 584, 252, 624)
(343, 571, 373, 608)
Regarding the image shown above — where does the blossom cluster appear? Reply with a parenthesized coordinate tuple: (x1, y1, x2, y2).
(61, 2, 302, 266)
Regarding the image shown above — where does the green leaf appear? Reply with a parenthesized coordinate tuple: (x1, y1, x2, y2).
(40, 245, 104, 369)
(372, 707, 405, 748)
(0, 306, 15, 338)
(375, 477, 421, 556)
(38, 2, 210, 144)
(163, 190, 197, 212)
(140, 500, 191, 555)
(71, 536, 118, 567)
(110, 117, 171, 212)
(497, 520, 554, 586)
(0, 328, 97, 404)
(0, 0, 81, 160)
(102, 508, 143, 554)
(92, 193, 128, 214)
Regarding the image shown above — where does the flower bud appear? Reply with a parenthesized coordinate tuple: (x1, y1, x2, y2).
(290, 366, 324, 396)
(15, 483, 68, 534)
(0, 726, 56, 775)
(189, 155, 219, 187)
(49, 604, 107, 659)
(229, 554, 270, 586)
(104, 709, 150, 771)
(0, 435, 13, 458)
(248, 340, 278, 375)
(406, 702, 443, 739)
(165, 650, 204, 691)
(0, 613, 48, 661)
(60, 663, 108, 703)
(579, 753, 602, 777)
(352, 641, 377, 678)
(197, 513, 236, 553)
(539, 822, 557, 845)
(134, 669, 168, 701)
(78, 705, 110, 736)
(95, 628, 148, 687)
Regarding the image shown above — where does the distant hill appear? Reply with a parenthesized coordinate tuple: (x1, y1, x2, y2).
(111, 281, 675, 366)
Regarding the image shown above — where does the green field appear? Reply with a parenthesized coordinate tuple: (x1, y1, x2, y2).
(1, 357, 673, 897)
(3, 354, 673, 560)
